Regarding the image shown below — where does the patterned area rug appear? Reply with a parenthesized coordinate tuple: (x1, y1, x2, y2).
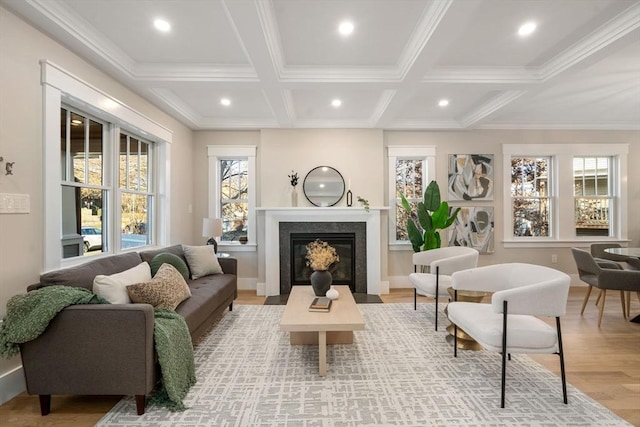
(97, 304, 630, 426)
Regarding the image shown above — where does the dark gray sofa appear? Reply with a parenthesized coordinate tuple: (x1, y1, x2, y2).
(20, 244, 237, 416)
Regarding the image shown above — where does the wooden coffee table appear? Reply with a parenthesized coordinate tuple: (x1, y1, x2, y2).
(280, 285, 365, 376)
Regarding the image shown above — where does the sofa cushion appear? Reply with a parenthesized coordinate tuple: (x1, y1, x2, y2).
(39, 252, 143, 291)
(126, 264, 192, 310)
(182, 245, 223, 279)
(176, 274, 237, 334)
(93, 261, 152, 304)
(150, 253, 189, 281)
(139, 245, 189, 269)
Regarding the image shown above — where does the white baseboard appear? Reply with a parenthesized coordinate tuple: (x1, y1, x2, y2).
(0, 365, 25, 405)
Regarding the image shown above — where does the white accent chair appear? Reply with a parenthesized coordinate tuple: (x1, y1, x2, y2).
(409, 246, 479, 331)
(447, 263, 570, 408)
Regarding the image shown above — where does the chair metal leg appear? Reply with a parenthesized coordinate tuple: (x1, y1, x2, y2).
(501, 300, 508, 408)
(556, 317, 568, 404)
(598, 290, 607, 327)
(454, 324, 458, 358)
(414, 288, 417, 310)
(453, 288, 458, 358)
(435, 266, 439, 331)
(580, 286, 592, 315)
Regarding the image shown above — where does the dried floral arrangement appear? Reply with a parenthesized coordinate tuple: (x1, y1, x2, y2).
(288, 170, 299, 187)
(305, 239, 339, 271)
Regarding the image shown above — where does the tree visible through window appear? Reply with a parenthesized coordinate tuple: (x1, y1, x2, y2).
(511, 157, 550, 237)
(395, 159, 423, 241)
(220, 159, 248, 242)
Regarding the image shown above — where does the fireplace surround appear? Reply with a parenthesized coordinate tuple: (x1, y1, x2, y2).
(258, 207, 387, 296)
(280, 222, 367, 294)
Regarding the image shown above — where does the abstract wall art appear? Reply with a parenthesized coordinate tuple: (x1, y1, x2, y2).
(448, 154, 494, 201)
(448, 206, 494, 253)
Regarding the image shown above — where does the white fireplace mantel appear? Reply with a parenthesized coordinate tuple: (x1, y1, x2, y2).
(257, 207, 388, 296)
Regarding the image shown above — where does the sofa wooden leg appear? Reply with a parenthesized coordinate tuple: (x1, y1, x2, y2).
(39, 395, 51, 416)
(135, 395, 145, 415)
(229, 302, 233, 312)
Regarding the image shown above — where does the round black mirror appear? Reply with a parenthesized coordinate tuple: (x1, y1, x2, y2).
(303, 166, 345, 207)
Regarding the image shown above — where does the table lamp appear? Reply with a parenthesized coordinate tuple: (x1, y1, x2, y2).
(202, 218, 222, 253)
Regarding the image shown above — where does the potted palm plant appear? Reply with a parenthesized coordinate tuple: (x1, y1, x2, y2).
(400, 180, 460, 252)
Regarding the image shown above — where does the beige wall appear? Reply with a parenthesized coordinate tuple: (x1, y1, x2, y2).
(197, 128, 638, 288)
(0, 8, 195, 378)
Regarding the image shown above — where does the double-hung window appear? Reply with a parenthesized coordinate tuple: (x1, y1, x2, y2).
(43, 61, 170, 270)
(510, 156, 552, 237)
(387, 146, 436, 248)
(574, 157, 613, 237)
(503, 144, 628, 245)
(207, 145, 256, 249)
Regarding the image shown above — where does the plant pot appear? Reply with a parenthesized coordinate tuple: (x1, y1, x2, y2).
(310, 270, 332, 296)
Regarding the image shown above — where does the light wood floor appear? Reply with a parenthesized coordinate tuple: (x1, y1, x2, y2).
(1, 288, 638, 426)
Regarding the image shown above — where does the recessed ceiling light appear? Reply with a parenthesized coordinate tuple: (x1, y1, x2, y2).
(331, 99, 342, 107)
(154, 19, 171, 33)
(518, 21, 536, 37)
(338, 21, 354, 36)
(220, 98, 231, 106)
(438, 99, 449, 107)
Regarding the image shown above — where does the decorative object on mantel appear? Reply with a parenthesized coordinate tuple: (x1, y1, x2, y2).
(0, 157, 15, 175)
(357, 196, 369, 212)
(306, 239, 340, 296)
(303, 166, 345, 207)
(288, 170, 299, 207)
(400, 180, 460, 252)
(202, 218, 223, 253)
(326, 286, 339, 300)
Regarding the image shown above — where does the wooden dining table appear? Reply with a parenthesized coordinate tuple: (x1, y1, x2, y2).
(604, 247, 640, 323)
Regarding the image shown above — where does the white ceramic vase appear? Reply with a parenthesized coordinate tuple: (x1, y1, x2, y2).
(291, 187, 298, 207)
(326, 286, 339, 300)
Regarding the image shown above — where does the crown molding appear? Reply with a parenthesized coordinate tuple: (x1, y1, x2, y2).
(197, 117, 279, 129)
(134, 64, 258, 82)
(147, 88, 201, 128)
(370, 90, 397, 126)
(255, 0, 286, 78)
(387, 119, 464, 130)
(461, 90, 527, 128)
(539, 2, 640, 81)
(423, 67, 539, 84)
(479, 122, 640, 131)
(396, 0, 453, 79)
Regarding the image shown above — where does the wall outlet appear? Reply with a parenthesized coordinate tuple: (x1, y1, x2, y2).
(551, 254, 558, 264)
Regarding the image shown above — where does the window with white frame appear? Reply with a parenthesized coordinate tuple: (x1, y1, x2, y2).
(43, 61, 170, 270)
(60, 107, 156, 258)
(510, 156, 552, 237)
(573, 157, 612, 237)
(207, 146, 256, 248)
(387, 146, 436, 247)
(503, 144, 628, 245)
(119, 132, 154, 249)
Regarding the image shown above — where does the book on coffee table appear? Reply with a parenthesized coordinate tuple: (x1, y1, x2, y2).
(309, 297, 332, 312)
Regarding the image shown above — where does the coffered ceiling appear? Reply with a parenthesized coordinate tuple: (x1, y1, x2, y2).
(3, 0, 640, 130)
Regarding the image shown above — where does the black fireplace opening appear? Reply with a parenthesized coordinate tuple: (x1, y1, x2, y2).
(290, 232, 356, 292)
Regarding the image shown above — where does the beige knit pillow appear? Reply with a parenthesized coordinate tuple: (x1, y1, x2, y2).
(126, 263, 191, 310)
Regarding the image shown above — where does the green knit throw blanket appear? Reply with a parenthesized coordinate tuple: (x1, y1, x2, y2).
(0, 285, 195, 411)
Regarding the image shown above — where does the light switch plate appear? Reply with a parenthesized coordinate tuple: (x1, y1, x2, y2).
(0, 193, 30, 214)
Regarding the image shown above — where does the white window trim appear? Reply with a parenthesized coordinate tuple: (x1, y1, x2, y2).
(387, 146, 436, 251)
(502, 144, 628, 248)
(207, 145, 257, 252)
(42, 60, 172, 270)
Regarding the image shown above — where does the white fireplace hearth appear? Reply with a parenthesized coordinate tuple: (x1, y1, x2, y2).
(257, 207, 388, 296)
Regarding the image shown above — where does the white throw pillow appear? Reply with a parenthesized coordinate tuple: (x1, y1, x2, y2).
(182, 245, 223, 279)
(93, 262, 152, 304)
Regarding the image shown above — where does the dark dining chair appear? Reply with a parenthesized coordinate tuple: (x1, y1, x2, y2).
(571, 248, 640, 326)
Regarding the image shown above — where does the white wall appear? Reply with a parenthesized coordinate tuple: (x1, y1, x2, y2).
(0, 6, 195, 393)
